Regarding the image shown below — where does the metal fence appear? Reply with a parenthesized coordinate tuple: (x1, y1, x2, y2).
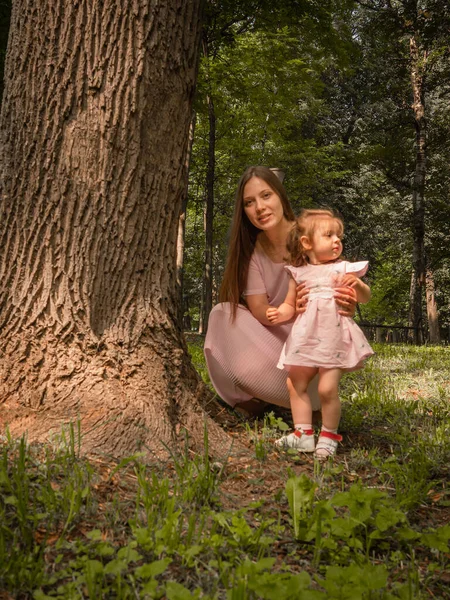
(358, 324, 445, 345)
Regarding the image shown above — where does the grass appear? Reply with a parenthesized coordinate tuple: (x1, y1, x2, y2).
(1, 342, 450, 598)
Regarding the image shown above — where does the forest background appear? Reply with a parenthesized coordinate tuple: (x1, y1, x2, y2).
(1, 0, 449, 343)
(178, 0, 450, 344)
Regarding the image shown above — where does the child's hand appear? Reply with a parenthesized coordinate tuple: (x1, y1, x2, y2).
(266, 306, 281, 323)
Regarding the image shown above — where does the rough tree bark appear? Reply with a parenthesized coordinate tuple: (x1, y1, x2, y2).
(0, 0, 227, 458)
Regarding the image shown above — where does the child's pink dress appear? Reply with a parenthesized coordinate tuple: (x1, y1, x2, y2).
(277, 260, 374, 371)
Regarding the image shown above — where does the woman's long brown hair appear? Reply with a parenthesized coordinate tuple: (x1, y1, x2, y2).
(219, 166, 295, 318)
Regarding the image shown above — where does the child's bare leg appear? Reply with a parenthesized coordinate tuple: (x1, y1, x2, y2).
(276, 366, 317, 452)
(317, 368, 342, 430)
(315, 368, 343, 459)
(287, 366, 318, 425)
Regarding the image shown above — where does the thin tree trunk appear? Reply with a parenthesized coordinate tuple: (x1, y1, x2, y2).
(201, 93, 216, 335)
(426, 267, 440, 343)
(408, 36, 427, 345)
(0, 0, 229, 457)
(177, 111, 196, 329)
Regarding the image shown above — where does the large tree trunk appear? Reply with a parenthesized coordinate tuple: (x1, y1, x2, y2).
(0, 0, 227, 458)
(408, 35, 427, 345)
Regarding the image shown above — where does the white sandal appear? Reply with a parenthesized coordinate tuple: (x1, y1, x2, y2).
(275, 428, 315, 453)
(314, 431, 342, 460)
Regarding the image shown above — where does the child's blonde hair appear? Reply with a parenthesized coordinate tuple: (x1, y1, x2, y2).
(286, 208, 344, 267)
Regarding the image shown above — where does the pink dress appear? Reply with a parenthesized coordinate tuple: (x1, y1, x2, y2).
(277, 260, 374, 371)
(204, 240, 320, 409)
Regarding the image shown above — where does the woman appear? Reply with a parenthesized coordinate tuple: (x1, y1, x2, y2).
(204, 166, 368, 416)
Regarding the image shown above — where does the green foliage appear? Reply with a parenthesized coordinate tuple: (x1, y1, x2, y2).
(340, 343, 450, 513)
(285, 473, 316, 540)
(229, 561, 314, 600)
(184, 0, 450, 336)
(359, 248, 411, 325)
(245, 411, 291, 461)
(186, 2, 365, 321)
(185, 333, 212, 386)
(0, 424, 94, 594)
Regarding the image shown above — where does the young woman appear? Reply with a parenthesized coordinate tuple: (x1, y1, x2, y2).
(267, 209, 373, 458)
(204, 166, 369, 415)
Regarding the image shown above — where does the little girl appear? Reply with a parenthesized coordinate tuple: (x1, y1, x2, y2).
(266, 208, 373, 459)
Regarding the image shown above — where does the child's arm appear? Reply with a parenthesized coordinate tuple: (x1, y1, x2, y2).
(245, 294, 276, 325)
(354, 279, 371, 303)
(266, 278, 297, 324)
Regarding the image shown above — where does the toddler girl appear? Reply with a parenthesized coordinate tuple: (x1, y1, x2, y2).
(266, 208, 373, 459)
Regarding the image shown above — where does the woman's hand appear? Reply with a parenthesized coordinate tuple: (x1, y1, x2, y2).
(295, 282, 309, 314)
(334, 285, 357, 317)
(340, 274, 371, 304)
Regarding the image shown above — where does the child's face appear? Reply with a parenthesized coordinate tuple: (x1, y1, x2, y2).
(307, 218, 343, 264)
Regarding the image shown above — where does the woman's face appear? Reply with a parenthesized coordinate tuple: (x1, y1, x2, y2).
(242, 177, 286, 231)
